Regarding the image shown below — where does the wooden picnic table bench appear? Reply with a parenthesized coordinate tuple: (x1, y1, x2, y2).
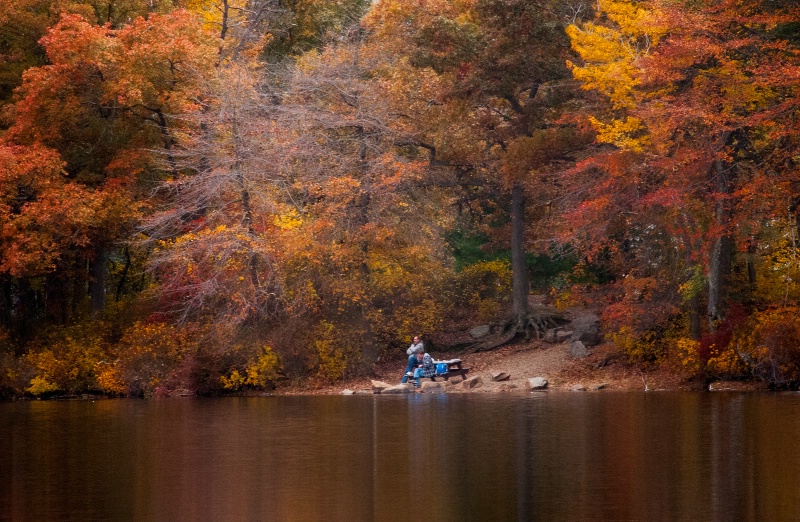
(430, 359, 470, 382)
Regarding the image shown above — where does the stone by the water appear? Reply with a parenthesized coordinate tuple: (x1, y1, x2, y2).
(528, 377, 548, 390)
(381, 384, 412, 394)
(420, 381, 448, 393)
(371, 380, 392, 393)
(490, 371, 511, 382)
(461, 376, 483, 389)
(569, 340, 588, 358)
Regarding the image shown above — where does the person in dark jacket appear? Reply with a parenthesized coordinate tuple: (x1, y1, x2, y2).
(412, 353, 435, 388)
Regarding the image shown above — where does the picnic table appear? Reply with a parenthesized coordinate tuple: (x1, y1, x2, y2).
(430, 358, 470, 382)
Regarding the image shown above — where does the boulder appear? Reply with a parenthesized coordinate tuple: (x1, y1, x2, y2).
(381, 384, 412, 394)
(469, 324, 492, 339)
(589, 383, 609, 391)
(570, 384, 586, 392)
(490, 371, 511, 382)
(461, 376, 483, 390)
(341, 389, 355, 395)
(499, 383, 519, 392)
(544, 328, 559, 343)
(556, 330, 573, 343)
(569, 340, 588, 358)
(355, 390, 372, 395)
(420, 381, 448, 394)
(371, 380, 392, 394)
(571, 312, 602, 346)
(528, 377, 548, 390)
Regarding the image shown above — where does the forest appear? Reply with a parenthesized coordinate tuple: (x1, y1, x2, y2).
(0, 0, 799, 397)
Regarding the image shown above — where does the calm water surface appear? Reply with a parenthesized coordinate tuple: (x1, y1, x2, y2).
(2, 393, 800, 521)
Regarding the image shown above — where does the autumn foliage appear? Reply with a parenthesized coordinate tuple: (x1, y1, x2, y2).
(2, 0, 800, 396)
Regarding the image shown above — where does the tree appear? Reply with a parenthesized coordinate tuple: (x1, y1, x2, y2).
(364, 0, 590, 340)
(3, 9, 218, 322)
(565, 0, 800, 346)
(267, 29, 456, 372)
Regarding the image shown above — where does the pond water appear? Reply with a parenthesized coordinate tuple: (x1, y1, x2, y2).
(2, 392, 800, 521)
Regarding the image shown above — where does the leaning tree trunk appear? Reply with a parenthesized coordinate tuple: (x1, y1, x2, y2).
(510, 182, 530, 331)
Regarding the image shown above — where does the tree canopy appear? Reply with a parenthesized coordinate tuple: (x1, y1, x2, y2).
(2, 0, 800, 396)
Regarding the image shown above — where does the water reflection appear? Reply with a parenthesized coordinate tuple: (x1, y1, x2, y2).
(3, 393, 800, 521)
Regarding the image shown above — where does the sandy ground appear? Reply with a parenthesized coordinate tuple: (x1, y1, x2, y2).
(278, 337, 765, 395)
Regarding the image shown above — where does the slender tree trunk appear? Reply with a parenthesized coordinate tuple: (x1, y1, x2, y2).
(746, 235, 757, 287)
(357, 123, 377, 373)
(16, 278, 34, 340)
(0, 275, 11, 330)
(793, 212, 800, 248)
(510, 182, 530, 328)
(115, 247, 132, 302)
(72, 254, 85, 319)
(351, 38, 377, 373)
(689, 295, 701, 340)
(154, 109, 179, 181)
(90, 245, 107, 319)
(231, 113, 261, 290)
(45, 275, 66, 325)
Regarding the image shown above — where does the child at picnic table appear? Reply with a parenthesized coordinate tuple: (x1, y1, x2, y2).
(401, 351, 436, 387)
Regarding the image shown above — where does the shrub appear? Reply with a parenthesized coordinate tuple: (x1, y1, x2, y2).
(450, 259, 512, 321)
(608, 326, 663, 364)
(313, 321, 352, 382)
(22, 322, 112, 396)
(220, 346, 280, 390)
(109, 321, 209, 397)
(734, 306, 800, 388)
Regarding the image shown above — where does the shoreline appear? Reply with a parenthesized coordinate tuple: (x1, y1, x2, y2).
(3, 339, 769, 401)
(278, 339, 770, 396)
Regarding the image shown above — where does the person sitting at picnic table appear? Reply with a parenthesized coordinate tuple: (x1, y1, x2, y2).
(412, 352, 436, 388)
(401, 335, 424, 384)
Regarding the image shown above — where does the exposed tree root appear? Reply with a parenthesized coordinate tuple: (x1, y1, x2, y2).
(444, 309, 570, 354)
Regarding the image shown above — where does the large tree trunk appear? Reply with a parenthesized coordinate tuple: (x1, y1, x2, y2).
(707, 159, 732, 329)
(510, 182, 530, 327)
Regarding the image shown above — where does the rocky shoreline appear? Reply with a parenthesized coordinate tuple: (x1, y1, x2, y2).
(280, 336, 768, 397)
